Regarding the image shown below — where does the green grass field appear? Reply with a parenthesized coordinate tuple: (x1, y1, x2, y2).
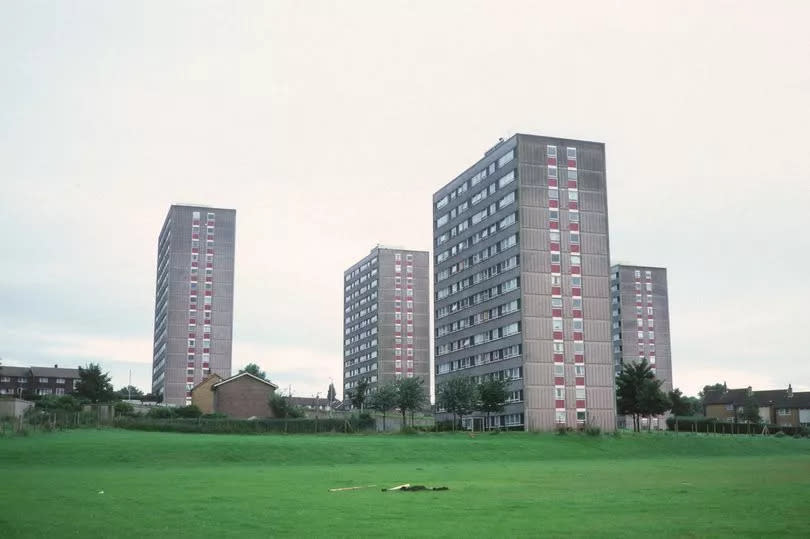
(1, 430, 808, 538)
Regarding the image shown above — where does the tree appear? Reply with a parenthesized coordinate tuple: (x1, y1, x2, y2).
(238, 363, 267, 380)
(348, 378, 370, 411)
(115, 385, 144, 400)
(668, 388, 696, 416)
(369, 382, 398, 431)
(74, 363, 114, 404)
(478, 377, 510, 430)
(436, 377, 478, 431)
(616, 360, 668, 432)
(395, 377, 427, 429)
(268, 393, 303, 418)
(638, 378, 671, 430)
(326, 382, 337, 405)
(740, 394, 761, 424)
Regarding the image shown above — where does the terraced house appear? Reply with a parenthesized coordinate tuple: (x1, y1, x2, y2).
(704, 385, 810, 427)
(433, 134, 616, 431)
(0, 365, 79, 398)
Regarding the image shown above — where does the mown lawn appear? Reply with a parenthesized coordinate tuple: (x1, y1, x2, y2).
(0, 429, 808, 538)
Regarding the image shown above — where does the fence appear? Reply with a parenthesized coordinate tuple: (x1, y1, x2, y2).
(114, 415, 375, 434)
(667, 416, 809, 436)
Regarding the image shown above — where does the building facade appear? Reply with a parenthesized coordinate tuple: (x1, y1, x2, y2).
(0, 365, 79, 398)
(343, 246, 431, 399)
(151, 205, 236, 406)
(433, 134, 616, 431)
(610, 265, 673, 392)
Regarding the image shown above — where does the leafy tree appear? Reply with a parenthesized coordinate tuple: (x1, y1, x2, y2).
(436, 377, 478, 431)
(74, 363, 115, 403)
(114, 401, 135, 416)
(115, 385, 144, 400)
(268, 393, 303, 418)
(174, 404, 202, 418)
(348, 378, 370, 411)
(478, 377, 510, 430)
(668, 388, 696, 416)
(617, 360, 668, 432)
(395, 377, 427, 429)
(326, 382, 337, 404)
(638, 377, 671, 430)
(740, 394, 761, 424)
(35, 395, 83, 413)
(369, 382, 398, 431)
(238, 363, 267, 380)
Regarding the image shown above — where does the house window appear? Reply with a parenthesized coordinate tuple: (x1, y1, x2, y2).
(778, 408, 791, 416)
(38, 377, 49, 383)
(56, 378, 65, 385)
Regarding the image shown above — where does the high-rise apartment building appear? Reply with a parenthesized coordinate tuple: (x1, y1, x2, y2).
(343, 246, 430, 399)
(151, 205, 236, 406)
(610, 264, 673, 401)
(433, 134, 616, 431)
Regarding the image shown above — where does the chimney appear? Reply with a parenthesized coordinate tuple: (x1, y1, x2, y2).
(787, 384, 793, 398)
(54, 364, 58, 369)
(723, 381, 727, 392)
(746, 386, 752, 396)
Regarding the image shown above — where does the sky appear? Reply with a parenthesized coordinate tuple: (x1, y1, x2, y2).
(1, 1, 808, 399)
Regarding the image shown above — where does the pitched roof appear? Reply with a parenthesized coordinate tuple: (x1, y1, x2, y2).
(704, 387, 810, 408)
(289, 397, 342, 409)
(190, 373, 223, 392)
(212, 372, 278, 390)
(0, 366, 30, 377)
(30, 366, 80, 378)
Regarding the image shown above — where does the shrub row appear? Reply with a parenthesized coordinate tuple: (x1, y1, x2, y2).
(667, 416, 809, 437)
(115, 414, 375, 434)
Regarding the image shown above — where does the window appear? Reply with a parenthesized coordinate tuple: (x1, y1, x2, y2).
(38, 377, 49, 383)
(567, 190, 578, 201)
(570, 232, 580, 244)
(575, 365, 585, 376)
(552, 319, 563, 331)
(498, 170, 515, 188)
(778, 408, 791, 416)
(56, 378, 65, 385)
(549, 188, 559, 199)
(553, 342, 564, 353)
(576, 411, 586, 422)
(551, 275, 561, 286)
(497, 150, 514, 168)
(547, 145, 557, 157)
(645, 270, 652, 279)
(554, 364, 564, 376)
(555, 411, 566, 423)
(437, 214, 449, 227)
(634, 270, 641, 278)
(569, 210, 579, 222)
(554, 387, 564, 399)
(549, 230, 560, 242)
(576, 388, 585, 399)
(567, 147, 576, 160)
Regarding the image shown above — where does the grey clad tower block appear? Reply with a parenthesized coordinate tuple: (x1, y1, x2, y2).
(611, 265, 673, 426)
(433, 134, 616, 431)
(151, 205, 236, 406)
(343, 247, 431, 400)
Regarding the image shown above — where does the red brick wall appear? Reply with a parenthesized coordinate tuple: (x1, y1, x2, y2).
(214, 376, 276, 419)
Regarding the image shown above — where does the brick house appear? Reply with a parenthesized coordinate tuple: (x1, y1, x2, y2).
(704, 385, 810, 427)
(0, 365, 80, 398)
(190, 372, 278, 419)
(190, 374, 223, 414)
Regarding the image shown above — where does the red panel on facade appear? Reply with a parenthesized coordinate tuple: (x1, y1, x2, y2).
(205, 291, 212, 296)
(551, 263, 561, 273)
(206, 263, 213, 268)
(552, 308, 562, 317)
(576, 399, 586, 408)
(576, 377, 585, 386)
(206, 277, 212, 282)
(548, 178, 558, 187)
(574, 354, 584, 363)
(549, 199, 559, 209)
(547, 157, 557, 166)
(394, 307, 401, 312)
(568, 159, 576, 168)
(550, 242, 560, 252)
(572, 287, 581, 296)
(572, 309, 582, 318)
(571, 266, 581, 275)
(568, 180, 577, 189)
(191, 248, 199, 254)
(551, 286, 561, 296)
(555, 399, 565, 409)
(187, 377, 194, 383)
(554, 376, 565, 385)
(191, 262, 198, 267)
(192, 234, 199, 239)
(569, 223, 579, 232)
(188, 347, 194, 353)
(207, 249, 213, 254)
(189, 319, 196, 324)
(192, 220, 199, 225)
(203, 333, 210, 339)
(203, 348, 210, 353)
(394, 332, 401, 337)
(570, 244, 580, 253)
(188, 333, 195, 338)
(569, 201, 578, 210)
(203, 363, 209, 369)
(407, 332, 413, 337)
(187, 362, 194, 368)
(550, 221, 559, 230)
(573, 331, 583, 340)
(553, 331, 563, 340)
(553, 353, 564, 362)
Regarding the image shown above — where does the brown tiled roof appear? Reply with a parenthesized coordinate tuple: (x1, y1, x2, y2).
(30, 366, 80, 378)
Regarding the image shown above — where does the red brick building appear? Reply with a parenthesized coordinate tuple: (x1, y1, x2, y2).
(190, 372, 278, 419)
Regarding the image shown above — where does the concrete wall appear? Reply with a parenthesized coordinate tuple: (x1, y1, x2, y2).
(0, 398, 33, 418)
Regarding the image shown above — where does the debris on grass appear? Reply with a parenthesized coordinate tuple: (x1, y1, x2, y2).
(382, 483, 449, 492)
(328, 485, 376, 492)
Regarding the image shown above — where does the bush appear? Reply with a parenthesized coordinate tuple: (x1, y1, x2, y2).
(115, 415, 376, 435)
(584, 424, 602, 437)
(202, 413, 228, 419)
(556, 426, 569, 436)
(146, 407, 173, 419)
(114, 401, 135, 416)
(174, 405, 202, 418)
(774, 431, 786, 438)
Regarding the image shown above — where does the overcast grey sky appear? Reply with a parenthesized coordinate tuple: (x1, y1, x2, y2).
(1, 1, 808, 398)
